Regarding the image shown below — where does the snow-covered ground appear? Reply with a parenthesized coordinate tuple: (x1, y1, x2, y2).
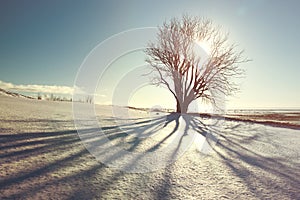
(0, 94, 299, 199)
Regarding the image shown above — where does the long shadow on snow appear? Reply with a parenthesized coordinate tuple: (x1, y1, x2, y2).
(1, 113, 299, 199)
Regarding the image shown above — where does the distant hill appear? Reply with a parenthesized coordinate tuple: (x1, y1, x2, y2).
(0, 88, 35, 99)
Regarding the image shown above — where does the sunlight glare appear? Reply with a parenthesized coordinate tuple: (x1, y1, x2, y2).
(195, 40, 212, 54)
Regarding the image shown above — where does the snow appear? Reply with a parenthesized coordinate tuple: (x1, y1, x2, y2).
(0, 95, 299, 199)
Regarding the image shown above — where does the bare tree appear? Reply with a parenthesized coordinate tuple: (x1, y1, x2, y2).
(86, 95, 93, 104)
(145, 15, 248, 113)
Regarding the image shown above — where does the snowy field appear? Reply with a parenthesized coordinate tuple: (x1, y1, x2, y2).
(0, 94, 300, 199)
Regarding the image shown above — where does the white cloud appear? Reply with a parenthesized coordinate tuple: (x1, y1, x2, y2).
(0, 80, 74, 95)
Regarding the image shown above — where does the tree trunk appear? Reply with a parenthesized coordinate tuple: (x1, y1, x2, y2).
(176, 98, 181, 113)
(181, 103, 188, 114)
(176, 99, 189, 113)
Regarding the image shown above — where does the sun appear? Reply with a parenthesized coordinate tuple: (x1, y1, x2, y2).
(195, 40, 212, 54)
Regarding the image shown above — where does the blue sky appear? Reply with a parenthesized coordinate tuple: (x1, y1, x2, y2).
(0, 0, 299, 108)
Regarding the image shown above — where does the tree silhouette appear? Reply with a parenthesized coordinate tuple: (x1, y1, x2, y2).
(145, 15, 248, 113)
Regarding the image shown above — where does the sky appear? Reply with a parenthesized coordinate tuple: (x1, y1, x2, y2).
(0, 0, 299, 109)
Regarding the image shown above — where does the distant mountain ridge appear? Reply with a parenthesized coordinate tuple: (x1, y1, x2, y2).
(0, 88, 35, 99)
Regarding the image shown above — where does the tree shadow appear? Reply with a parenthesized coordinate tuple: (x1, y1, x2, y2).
(1, 113, 299, 199)
(0, 113, 183, 199)
(203, 118, 300, 199)
(0, 127, 127, 199)
(152, 114, 300, 199)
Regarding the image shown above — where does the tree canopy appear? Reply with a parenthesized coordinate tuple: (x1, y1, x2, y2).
(145, 15, 248, 113)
